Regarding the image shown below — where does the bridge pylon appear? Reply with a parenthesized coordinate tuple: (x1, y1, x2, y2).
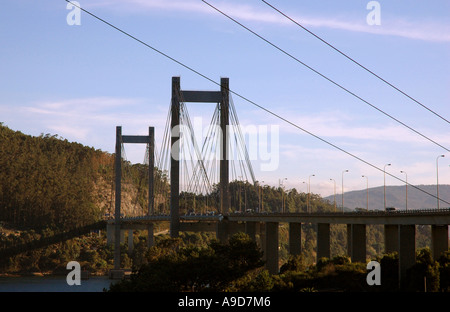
(113, 126, 154, 272)
(170, 76, 230, 238)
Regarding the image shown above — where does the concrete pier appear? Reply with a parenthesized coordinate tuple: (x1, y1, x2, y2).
(317, 223, 330, 259)
(384, 224, 399, 254)
(265, 222, 279, 274)
(349, 224, 366, 263)
(398, 224, 416, 288)
(245, 221, 257, 240)
(289, 222, 302, 256)
(431, 224, 449, 260)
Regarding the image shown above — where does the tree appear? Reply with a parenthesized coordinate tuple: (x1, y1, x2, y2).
(378, 252, 399, 291)
(279, 254, 306, 273)
(109, 232, 264, 292)
(406, 248, 440, 292)
(438, 250, 450, 291)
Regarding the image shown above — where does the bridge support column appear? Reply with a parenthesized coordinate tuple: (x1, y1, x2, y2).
(289, 223, 302, 256)
(259, 223, 266, 262)
(217, 220, 229, 243)
(128, 230, 133, 254)
(431, 225, 449, 260)
(106, 224, 125, 246)
(317, 223, 330, 260)
(399, 224, 416, 288)
(265, 222, 279, 274)
(114, 126, 122, 270)
(219, 77, 230, 214)
(229, 221, 244, 236)
(107, 223, 114, 246)
(147, 224, 154, 248)
(384, 224, 399, 254)
(349, 224, 366, 263)
(170, 77, 181, 238)
(245, 221, 257, 240)
(346, 224, 352, 257)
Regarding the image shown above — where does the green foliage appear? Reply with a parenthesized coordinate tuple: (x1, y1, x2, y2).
(280, 255, 306, 274)
(0, 125, 108, 230)
(438, 250, 450, 291)
(377, 252, 399, 291)
(0, 124, 170, 230)
(0, 230, 114, 275)
(405, 248, 440, 292)
(109, 233, 264, 292)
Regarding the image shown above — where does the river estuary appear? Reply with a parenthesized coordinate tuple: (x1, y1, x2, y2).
(0, 275, 115, 292)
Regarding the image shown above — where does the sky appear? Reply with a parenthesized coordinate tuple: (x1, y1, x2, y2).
(1, 0, 449, 202)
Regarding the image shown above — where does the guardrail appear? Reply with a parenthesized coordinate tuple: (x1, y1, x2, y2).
(118, 208, 450, 221)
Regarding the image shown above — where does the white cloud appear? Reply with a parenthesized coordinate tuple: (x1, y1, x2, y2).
(6, 97, 169, 162)
(91, 0, 450, 42)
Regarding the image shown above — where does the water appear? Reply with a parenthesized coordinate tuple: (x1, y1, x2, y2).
(0, 275, 115, 292)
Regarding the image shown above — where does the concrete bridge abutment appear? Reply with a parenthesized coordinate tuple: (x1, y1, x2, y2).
(347, 224, 366, 263)
(265, 222, 279, 274)
(289, 222, 302, 256)
(431, 224, 449, 260)
(317, 223, 330, 260)
(384, 224, 399, 254)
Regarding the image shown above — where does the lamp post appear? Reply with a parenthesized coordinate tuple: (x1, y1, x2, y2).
(259, 180, 265, 212)
(384, 164, 391, 211)
(437, 155, 445, 210)
(302, 181, 306, 212)
(239, 176, 243, 213)
(400, 171, 407, 211)
(308, 174, 315, 213)
(279, 178, 287, 213)
(362, 175, 368, 211)
(342, 170, 349, 213)
(330, 178, 336, 212)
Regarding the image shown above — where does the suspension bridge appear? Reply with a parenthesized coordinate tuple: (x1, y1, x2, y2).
(107, 76, 450, 287)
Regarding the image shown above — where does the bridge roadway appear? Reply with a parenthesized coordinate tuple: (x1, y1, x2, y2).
(108, 208, 450, 286)
(119, 208, 450, 225)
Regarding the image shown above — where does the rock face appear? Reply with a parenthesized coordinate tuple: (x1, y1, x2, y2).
(92, 175, 150, 218)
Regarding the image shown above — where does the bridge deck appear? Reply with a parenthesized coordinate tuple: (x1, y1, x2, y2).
(115, 209, 450, 226)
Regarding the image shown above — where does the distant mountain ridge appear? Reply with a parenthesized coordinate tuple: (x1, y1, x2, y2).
(324, 185, 450, 211)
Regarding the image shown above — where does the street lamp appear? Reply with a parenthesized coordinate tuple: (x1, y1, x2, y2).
(362, 175, 368, 211)
(301, 181, 306, 212)
(400, 171, 407, 211)
(259, 180, 265, 212)
(384, 164, 391, 211)
(330, 178, 336, 212)
(342, 170, 349, 213)
(279, 178, 287, 213)
(308, 174, 315, 213)
(239, 176, 243, 212)
(437, 155, 445, 210)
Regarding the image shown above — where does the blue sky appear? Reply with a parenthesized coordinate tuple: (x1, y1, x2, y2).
(1, 0, 449, 201)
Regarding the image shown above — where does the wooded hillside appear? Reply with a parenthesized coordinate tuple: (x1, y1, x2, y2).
(0, 124, 113, 230)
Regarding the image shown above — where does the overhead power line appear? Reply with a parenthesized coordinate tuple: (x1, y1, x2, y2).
(201, 0, 449, 153)
(261, 0, 450, 125)
(63, 0, 450, 206)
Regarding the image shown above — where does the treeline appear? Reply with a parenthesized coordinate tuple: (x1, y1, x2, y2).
(0, 124, 111, 231)
(178, 180, 336, 215)
(0, 229, 114, 275)
(0, 124, 170, 231)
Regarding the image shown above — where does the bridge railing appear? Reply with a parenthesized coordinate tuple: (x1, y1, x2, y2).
(118, 207, 450, 222)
